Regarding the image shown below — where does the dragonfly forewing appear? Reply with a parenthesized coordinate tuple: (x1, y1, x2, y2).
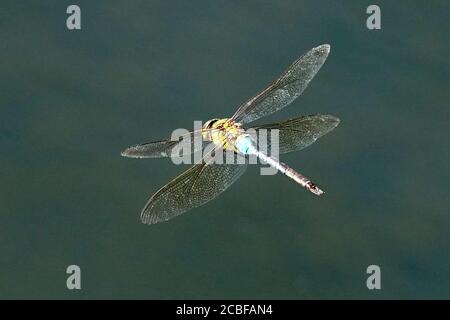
(231, 44, 330, 124)
(121, 129, 216, 158)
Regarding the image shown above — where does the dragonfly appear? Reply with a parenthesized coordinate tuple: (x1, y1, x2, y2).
(122, 44, 340, 225)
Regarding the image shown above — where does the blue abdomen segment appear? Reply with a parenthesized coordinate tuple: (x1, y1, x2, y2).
(235, 135, 256, 155)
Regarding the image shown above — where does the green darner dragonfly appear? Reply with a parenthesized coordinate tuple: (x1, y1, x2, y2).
(122, 44, 340, 224)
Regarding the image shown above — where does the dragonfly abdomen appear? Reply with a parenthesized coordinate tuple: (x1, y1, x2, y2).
(235, 134, 324, 196)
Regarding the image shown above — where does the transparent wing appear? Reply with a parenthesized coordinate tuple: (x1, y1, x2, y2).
(121, 128, 217, 158)
(231, 44, 330, 124)
(121, 139, 180, 158)
(141, 159, 247, 224)
(250, 114, 340, 154)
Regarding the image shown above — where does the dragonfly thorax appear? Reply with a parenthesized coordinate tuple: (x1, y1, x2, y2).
(202, 118, 244, 153)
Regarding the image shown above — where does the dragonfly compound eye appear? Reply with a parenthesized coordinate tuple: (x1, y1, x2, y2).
(203, 119, 219, 129)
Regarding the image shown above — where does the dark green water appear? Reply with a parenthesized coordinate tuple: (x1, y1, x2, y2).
(0, 1, 449, 299)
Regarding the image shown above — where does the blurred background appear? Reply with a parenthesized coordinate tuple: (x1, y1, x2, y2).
(0, 0, 449, 299)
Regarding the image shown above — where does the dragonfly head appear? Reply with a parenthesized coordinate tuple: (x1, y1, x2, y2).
(203, 118, 241, 130)
(203, 118, 219, 129)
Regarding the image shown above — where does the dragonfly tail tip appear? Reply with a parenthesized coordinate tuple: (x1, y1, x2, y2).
(306, 182, 325, 196)
(316, 44, 331, 54)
